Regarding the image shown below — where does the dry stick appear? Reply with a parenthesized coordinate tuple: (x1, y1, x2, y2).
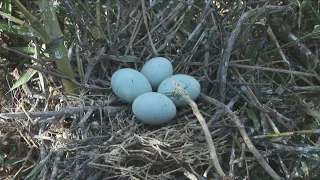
(242, 98, 292, 124)
(217, 5, 291, 103)
(12, 146, 35, 179)
(50, 150, 64, 180)
(207, 94, 240, 125)
(268, 16, 320, 74)
(140, 0, 158, 56)
(276, 155, 290, 179)
(228, 132, 237, 179)
(253, 129, 320, 139)
(200, 94, 282, 180)
(172, 82, 226, 178)
(0, 106, 123, 120)
(233, 68, 280, 134)
(266, 26, 290, 65)
(290, 86, 320, 92)
(83, 46, 106, 84)
(25, 149, 54, 179)
(124, 13, 143, 56)
(188, 60, 314, 76)
(229, 63, 314, 77)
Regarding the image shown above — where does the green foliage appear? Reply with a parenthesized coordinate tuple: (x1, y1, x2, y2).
(0, 22, 36, 37)
(9, 68, 37, 92)
(0, 0, 77, 93)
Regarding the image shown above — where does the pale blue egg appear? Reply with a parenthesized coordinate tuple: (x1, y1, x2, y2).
(141, 57, 173, 90)
(157, 74, 201, 107)
(132, 92, 177, 125)
(111, 68, 152, 103)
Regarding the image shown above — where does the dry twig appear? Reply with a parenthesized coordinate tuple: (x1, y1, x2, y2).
(218, 5, 291, 102)
(172, 81, 226, 178)
(201, 94, 282, 180)
(0, 106, 123, 119)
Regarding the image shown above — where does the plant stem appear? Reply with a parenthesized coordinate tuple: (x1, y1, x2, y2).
(37, 0, 77, 93)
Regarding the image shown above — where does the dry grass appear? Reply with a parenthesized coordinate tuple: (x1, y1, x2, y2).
(1, 0, 320, 179)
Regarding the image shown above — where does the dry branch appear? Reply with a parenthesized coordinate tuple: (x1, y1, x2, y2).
(0, 106, 124, 119)
(218, 4, 291, 102)
(268, 16, 320, 74)
(172, 81, 226, 178)
(201, 94, 282, 180)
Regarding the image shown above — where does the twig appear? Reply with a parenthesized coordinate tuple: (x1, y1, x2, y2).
(217, 4, 291, 102)
(77, 107, 95, 139)
(228, 132, 237, 179)
(233, 68, 281, 133)
(253, 129, 320, 139)
(25, 149, 54, 179)
(172, 81, 226, 178)
(266, 26, 290, 65)
(200, 93, 282, 180)
(12, 146, 35, 179)
(229, 63, 314, 76)
(276, 155, 290, 179)
(207, 94, 240, 125)
(140, 0, 158, 56)
(290, 86, 320, 92)
(0, 106, 124, 119)
(268, 16, 320, 74)
(241, 96, 292, 125)
(50, 150, 64, 180)
(83, 46, 106, 84)
(271, 143, 320, 153)
(124, 13, 143, 56)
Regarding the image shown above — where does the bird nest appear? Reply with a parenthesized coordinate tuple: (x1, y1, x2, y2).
(1, 1, 320, 180)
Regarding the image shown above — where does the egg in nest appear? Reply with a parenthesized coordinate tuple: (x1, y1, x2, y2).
(111, 68, 152, 103)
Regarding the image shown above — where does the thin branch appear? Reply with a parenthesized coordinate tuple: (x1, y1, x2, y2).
(0, 106, 124, 120)
(201, 93, 282, 180)
(140, 0, 158, 56)
(172, 82, 226, 178)
(267, 26, 290, 65)
(217, 4, 291, 102)
(253, 129, 320, 139)
(229, 63, 314, 76)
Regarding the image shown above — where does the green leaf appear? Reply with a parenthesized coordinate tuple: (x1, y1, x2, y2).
(9, 68, 37, 91)
(0, 22, 36, 37)
(2, 0, 12, 15)
(0, 22, 10, 31)
(12, 47, 36, 54)
(108, 55, 140, 62)
(246, 109, 260, 132)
